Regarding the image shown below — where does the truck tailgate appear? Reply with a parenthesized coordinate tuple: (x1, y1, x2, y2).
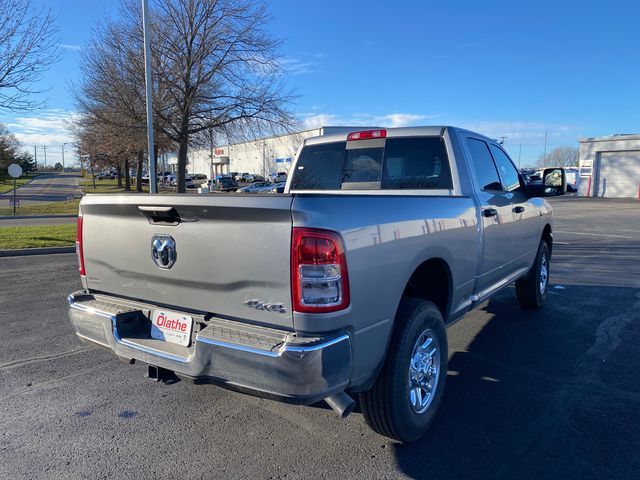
(80, 194, 294, 329)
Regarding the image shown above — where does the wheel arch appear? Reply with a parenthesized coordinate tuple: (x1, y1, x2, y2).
(401, 257, 453, 321)
(542, 223, 553, 255)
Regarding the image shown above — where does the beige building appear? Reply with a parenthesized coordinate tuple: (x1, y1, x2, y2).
(168, 126, 370, 180)
(578, 134, 640, 198)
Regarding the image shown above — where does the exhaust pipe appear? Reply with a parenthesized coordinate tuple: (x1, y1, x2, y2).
(325, 392, 355, 419)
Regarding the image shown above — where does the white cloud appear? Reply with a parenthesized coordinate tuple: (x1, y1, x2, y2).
(7, 109, 77, 166)
(302, 114, 340, 129)
(279, 52, 326, 75)
(61, 44, 82, 51)
(459, 120, 575, 145)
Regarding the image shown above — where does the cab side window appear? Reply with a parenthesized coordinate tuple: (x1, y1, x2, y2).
(489, 145, 521, 192)
(466, 138, 502, 191)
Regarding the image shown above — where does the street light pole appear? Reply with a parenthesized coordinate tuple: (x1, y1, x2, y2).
(43, 145, 47, 168)
(142, 0, 157, 194)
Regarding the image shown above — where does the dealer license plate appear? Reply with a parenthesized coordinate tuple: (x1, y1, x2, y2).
(150, 309, 193, 347)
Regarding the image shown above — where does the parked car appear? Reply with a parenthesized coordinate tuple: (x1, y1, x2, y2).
(213, 176, 238, 192)
(239, 173, 256, 183)
(267, 182, 286, 193)
(273, 171, 288, 183)
(236, 181, 273, 193)
(183, 174, 206, 189)
(68, 126, 565, 443)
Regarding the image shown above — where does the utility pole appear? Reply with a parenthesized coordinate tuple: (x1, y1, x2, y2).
(34, 145, 37, 172)
(43, 145, 47, 169)
(142, 0, 157, 194)
(543, 131, 548, 163)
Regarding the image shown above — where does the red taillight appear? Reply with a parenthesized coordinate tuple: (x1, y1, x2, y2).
(346, 129, 387, 141)
(76, 215, 85, 276)
(291, 228, 350, 313)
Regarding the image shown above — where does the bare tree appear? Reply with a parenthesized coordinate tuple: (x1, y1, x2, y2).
(73, 1, 173, 192)
(0, 0, 60, 111)
(73, 0, 296, 193)
(537, 146, 579, 168)
(152, 0, 297, 192)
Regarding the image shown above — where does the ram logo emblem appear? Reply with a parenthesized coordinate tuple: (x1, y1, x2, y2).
(151, 235, 177, 269)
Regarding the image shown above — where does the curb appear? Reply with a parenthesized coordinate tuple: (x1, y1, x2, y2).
(0, 214, 77, 220)
(0, 246, 75, 257)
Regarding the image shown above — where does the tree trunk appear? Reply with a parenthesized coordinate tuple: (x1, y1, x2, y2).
(177, 133, 189, 194)
(136, 150, 144, 192)
(124, 158, 131, 191)
(116, 164, 123, 188)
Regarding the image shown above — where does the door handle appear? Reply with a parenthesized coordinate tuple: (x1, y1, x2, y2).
(512, 206, 525, 213)
(483, 208, 498, 217)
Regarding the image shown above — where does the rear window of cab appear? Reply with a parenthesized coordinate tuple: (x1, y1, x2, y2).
(290, 136, 452, 191)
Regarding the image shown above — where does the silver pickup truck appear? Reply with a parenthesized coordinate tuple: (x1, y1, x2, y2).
(68, 126, 565, 442)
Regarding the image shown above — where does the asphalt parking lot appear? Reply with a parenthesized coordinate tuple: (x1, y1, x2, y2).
(1, 197, 638, 479)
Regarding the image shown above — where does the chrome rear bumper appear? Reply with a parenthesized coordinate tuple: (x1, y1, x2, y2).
(68, 291, 352, 404)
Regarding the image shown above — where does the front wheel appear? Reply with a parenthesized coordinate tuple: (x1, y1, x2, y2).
(360, 298, 448, 443)
(516, 240, 550, 308)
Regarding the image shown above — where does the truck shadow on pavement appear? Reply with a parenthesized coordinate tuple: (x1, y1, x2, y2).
(393, 285, 640, 479)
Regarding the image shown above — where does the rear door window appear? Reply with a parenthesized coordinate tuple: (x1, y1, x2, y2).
(489, 144, 521, 191)
(466, 138, 503, 191)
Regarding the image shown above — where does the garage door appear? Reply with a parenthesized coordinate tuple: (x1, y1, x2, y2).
(596, 151, 640, 198)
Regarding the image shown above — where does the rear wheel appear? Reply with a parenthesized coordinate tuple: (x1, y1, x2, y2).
(360, 298, 448, 443)
(516, 240, 550, 308)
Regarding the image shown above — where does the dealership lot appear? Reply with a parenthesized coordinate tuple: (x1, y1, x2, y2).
(0, 197, 638, 479)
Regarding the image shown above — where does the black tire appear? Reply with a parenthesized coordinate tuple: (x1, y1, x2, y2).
(516, 240, 550, 309)
(359, 298, 448, 443)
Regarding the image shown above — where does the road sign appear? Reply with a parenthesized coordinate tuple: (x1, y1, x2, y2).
(8, 163, 22, 178)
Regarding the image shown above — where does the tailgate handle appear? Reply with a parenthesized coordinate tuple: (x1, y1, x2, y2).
(138, 206, 181, 225)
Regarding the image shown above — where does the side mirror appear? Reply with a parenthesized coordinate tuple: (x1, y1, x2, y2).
(526, 168, 566, 197)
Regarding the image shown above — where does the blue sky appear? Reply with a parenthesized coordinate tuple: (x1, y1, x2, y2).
(2, 0, 639, 167)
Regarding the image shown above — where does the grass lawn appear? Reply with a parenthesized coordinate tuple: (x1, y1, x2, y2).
(0, 175, 36, 194)
(80, 177, 154, 194)
(0, 199, 80, 216)
(0, 224, 76, 249)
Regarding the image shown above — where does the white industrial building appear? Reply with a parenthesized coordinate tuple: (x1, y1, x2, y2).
(167, 126, 370, 180)
(578, 134, 640, 198)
